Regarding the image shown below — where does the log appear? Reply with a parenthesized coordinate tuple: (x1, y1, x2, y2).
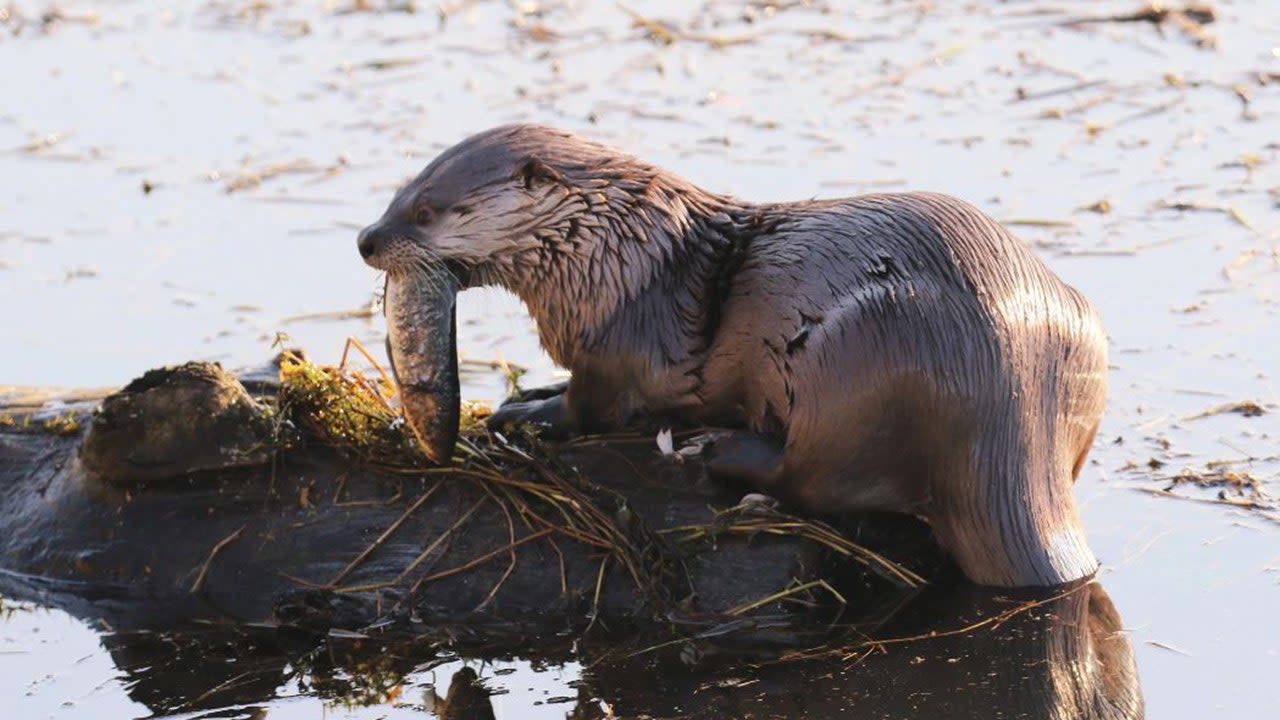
(0, 361, 932, 635)
(0, 361, 1141, 719)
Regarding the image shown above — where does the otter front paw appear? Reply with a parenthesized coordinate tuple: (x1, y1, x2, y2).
(486, 393, 572, 440)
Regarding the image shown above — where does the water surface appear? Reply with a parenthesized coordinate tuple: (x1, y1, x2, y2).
(2, 1, 1278, 717)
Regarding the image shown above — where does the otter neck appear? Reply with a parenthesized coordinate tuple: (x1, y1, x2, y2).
(499, 177, 752, 370)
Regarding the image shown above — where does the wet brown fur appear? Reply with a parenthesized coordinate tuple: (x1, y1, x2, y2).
(358, 124, 1108, 588)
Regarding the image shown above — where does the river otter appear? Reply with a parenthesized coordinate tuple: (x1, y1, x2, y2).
(356, 124, 1108, 588)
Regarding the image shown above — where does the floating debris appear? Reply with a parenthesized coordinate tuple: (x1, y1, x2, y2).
(1152, 198, 1253, 229)
(1182, 400, 1268, 421)
(1061, 3, 1217, 48)
(617, 4, 758, 48)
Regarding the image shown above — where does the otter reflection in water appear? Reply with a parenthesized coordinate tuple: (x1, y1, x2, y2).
(577, 582, 1143, 720)
(94, 582, 1140, 719)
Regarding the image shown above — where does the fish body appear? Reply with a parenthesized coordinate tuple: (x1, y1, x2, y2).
(383, 270, 460, 465)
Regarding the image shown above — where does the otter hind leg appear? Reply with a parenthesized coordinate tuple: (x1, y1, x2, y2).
(506, 380, 570, 403)
(705, 430, 786, 490)
(486, 388, 572, 440)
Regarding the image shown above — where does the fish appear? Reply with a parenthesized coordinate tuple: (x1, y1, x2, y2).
(383, 266, 460, 465)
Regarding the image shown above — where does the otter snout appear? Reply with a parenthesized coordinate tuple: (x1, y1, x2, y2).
(356, 223, 381, 262)
(357, 221, 406, 270)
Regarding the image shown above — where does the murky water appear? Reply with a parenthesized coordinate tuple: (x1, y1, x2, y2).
(1, 1, 1277, 717)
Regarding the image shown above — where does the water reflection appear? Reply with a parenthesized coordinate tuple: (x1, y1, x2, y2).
(579, 582, 1142, 719)
(89, 581, 1139, 719)
(424, 667, 497, 720)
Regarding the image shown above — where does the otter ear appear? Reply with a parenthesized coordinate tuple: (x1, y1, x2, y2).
(517, 156, 563, 190)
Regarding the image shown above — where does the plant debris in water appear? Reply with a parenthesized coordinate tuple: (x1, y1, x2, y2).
(1062, 2, 1218, 48)
(1134, 462, 1280, 523)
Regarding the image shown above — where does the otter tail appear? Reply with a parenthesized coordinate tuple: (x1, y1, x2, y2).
(932, 286, 1107, 588)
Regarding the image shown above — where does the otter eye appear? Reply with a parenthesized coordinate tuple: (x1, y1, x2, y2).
(414, 207, 433, 225)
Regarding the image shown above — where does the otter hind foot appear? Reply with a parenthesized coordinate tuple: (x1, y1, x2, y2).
(506, 380, 569, 403)
(705, 430, 785, 490)
(487, 385, 572, 440)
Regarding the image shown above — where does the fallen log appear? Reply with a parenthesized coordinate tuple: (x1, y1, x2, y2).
(0, 358, 1141, 719)
(0, 359, 934, 635)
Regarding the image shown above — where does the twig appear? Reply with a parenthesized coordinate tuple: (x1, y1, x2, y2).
(1153, 199, 1252, 229)
(190, 527, 245, 593)
(585, 555, 610, 635)
(1146, 640, 1193, 655)
(663, 509, 925, 588)
(186, 667, 281, 709)
(414, 528, 555, 587)
(838, 43, 971, 101)
(337, 496, 485, 594)
(1059, 4, 1217, 48)
(1135, 487, 1275, 513)
(338, 336, 397, 410)
(546, 536, 570, 596)
(329, 482, 442, 586)
(777, 583, 1090, 663)
(1003, 218, 1074, 228)
(471, 482, 521, 612)
(1182, 400, 1267, 421)
(617, 3, 757, 48)
(726, 578, 848, 616)
(1035, 91, 1119, 119)
(1012, 79, 1109, 103)
(1109, 96, 1186, 129)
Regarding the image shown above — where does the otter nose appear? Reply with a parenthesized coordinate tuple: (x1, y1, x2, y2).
(357, 225, 379, 259)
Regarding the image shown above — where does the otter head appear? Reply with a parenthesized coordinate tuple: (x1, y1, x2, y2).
(357, 124, 592, 288)
(358, 124, 731, 369)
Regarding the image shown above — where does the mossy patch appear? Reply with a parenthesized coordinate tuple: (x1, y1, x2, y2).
(0, 411, 82, 436)
(274, 350, 490, 465)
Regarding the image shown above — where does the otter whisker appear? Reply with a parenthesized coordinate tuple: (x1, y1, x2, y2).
(409, 253, 459, 293)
